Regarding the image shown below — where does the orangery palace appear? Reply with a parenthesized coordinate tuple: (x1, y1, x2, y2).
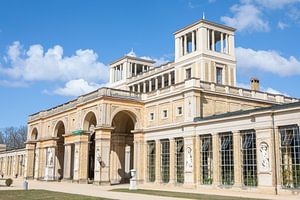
(0, 19, 299, 196)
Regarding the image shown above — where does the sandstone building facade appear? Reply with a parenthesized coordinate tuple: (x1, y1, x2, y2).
(1, 19, 300, 195)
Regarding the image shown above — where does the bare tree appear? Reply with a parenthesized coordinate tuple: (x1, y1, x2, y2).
(0, 126, 27, 150)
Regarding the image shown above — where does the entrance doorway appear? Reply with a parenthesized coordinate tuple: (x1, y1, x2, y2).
(110, 111, 135, 184)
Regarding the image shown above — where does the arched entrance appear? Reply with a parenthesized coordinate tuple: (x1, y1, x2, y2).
(110, 111, 135, 184)
(83, 111, 97, 182)
(54, 121, 65, 180)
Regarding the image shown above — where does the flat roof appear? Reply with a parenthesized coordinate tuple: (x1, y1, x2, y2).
(174, 19, 236, 35)
(110, 55, 156, 66)
(194, 101, 300, 122)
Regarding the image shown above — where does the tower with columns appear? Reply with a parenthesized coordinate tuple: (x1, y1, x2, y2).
(109, 19, 237, 92)
(109, 56, 155, 90)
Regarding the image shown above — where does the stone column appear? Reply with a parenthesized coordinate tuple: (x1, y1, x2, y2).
(221, 33, 224, 53)
(134, 63, 137, 76)
(73, 142, 80, 181)
(63, 144, 72, 180)
(94, 127, 112, 185)
(229, 34, 235, 56)
(168, 73, 172, 86)
(207, 29, 210, 50)
(162, 75, 165, 88)
(212, 30, 215, 51)
(137, 84, 141, 93)
(38, 146, 45, 179)
(195, 136, 201, 184)
(192, 31, 195, 52)
(133, 130, 145, 183)
(233, 132, 242, 187)
(155, 77, 158, 90)
(180, 37, 183, 56)
(129, 62, 132, 77)
(143, 82, 146, 93)
(78, 135, 89, 183)
(212, 133, 220, 186)
(149, 80, 152, 92)
(25, 143, 35, 179)
(155, 140, 161, 183)
(175, 37, 180, 59)
(225, 34, 229, 54)
(169, 138, 175, 184)
(184, 34, 187, 55)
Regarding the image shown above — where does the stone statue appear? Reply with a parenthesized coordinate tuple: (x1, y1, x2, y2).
(260, 142, 269, 172)
(185, 147, 193, 172)
(47, 149, 53, 166)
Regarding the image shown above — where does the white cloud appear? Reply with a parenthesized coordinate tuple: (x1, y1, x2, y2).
(1, 41, 108, 82)
(221, 3, 270, 32)
(255, 0, 300, 9)
(277, 21, 288, 29)
(236, 47, 300, 76)
(53, 79, 106, 97)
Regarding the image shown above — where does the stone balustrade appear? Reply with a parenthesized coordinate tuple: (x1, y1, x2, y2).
(28, 87, 141, 122)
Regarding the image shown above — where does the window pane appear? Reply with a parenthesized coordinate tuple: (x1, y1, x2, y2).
(161, 140, 170, 183)
(241, 130, 257, 187)
(147, 141, 156, 182)
(280, 125, 300, 189)
(200, 135, 213, 184)
(220, 132, 234, 185)
(175, 138, 184, 183)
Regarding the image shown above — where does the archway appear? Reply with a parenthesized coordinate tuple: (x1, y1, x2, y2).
(54, 121, 65, 180)
(110, 110, 135, 184)
(83, 111, 97, 182)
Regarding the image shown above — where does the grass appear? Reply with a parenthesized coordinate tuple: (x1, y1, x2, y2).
(0, 190, 112, 200)
(111, 188, 267, 200)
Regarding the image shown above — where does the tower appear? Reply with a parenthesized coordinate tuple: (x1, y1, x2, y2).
(174, 19, 236, 86)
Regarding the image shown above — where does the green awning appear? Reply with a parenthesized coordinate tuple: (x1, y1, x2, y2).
(72, 130, 85, 135)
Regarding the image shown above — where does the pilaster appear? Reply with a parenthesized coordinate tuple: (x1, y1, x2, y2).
(133, 130, 145, 183)
(233, 132, 242, 187)
(94, 126, 112, 185)
(212, 133, 220, 186)
(155, 139, 161, 184)
(169, 138, 175, 184)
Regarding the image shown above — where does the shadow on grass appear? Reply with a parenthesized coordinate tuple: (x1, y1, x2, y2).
(110, 188, 269, 200)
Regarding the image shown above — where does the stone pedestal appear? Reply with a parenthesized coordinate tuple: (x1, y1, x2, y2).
(129, 169, 137, 190)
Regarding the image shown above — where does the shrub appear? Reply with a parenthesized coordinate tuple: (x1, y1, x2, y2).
(5, 178, 13, 187)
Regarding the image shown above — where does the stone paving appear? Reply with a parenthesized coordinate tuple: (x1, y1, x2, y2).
(0, 178, 299, 200)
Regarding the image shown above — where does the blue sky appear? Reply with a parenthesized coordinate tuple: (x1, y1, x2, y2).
(0, 0, 300, 128)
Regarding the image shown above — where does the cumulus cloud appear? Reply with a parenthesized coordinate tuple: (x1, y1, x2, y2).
(236, 47, 300, 76)
(53, 79, 106, 97)
(1, 41, 108, 82)
(221, 3, 270, 32)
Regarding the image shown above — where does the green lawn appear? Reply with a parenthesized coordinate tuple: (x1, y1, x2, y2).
(0, 190, 112, 200)
(111, 188, 267, 200)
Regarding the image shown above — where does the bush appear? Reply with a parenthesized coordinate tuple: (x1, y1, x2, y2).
(5, 178, 13, 187)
